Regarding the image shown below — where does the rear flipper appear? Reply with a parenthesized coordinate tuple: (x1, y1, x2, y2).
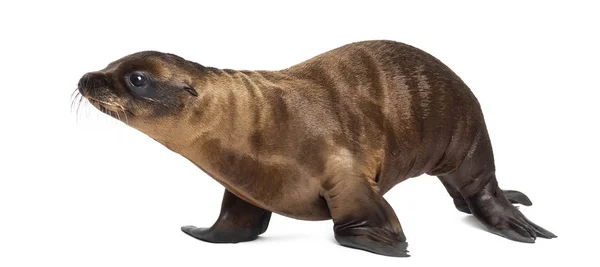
(503, 190, 533, 206)
(437, 127, 556, 242)
(465, 178, 556, 242)
(440, 180, 532, 214)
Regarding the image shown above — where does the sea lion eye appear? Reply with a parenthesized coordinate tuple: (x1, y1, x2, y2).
(129, 72, 147, 87)
(125, 71, 155, 98)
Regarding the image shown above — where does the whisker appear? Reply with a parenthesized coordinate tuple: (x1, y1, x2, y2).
(123, 108, 129, 125)
(76, 93, 83, 123)
(99, 105, 104, 123)
(81, 97, 86, 119)
(81, 96, 132, 126)
(88, 99, 93, 119)
(115, 108, 121, 122)
(79, 94, 85, 119)
(85, 98, 90, 119)
(70, 88, 78, 100)
(71, 91, 81, 114)
(81, 96, 87, 123)
(70, 90, 78, 113)
(70, 88, 77, 101)
(81, 96, 87, 122)
(114, 103, 129, 125)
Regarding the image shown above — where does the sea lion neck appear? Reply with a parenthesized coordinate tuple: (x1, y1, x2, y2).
(176, 68, 288, 164)
(165, 67, 301, 211)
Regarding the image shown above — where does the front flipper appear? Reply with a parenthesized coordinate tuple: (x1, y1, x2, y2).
(181, 189, 271, 243)
(323, 174, 409, 257)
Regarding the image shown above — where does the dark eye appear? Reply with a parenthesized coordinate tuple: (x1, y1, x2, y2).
(129, 72, 147, 87)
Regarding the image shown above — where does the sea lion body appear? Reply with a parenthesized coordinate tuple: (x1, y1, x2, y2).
(76, 40, 555, 257)
(179, 41, 483, 220)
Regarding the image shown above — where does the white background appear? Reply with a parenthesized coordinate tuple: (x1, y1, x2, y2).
(1, 1, 598, 266)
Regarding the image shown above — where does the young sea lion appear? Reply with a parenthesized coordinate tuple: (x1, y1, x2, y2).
(75, 40, 556, 257)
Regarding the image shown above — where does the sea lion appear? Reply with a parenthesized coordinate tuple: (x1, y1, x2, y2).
(75, 40, 556, 257)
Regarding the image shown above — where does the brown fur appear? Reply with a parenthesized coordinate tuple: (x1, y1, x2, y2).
(77, 40, 555, 257)
(170, 40, 485, 220)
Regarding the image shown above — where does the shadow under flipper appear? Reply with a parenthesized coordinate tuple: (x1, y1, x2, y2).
(252, 233, 313, 244)
(462, 215, 487, 231)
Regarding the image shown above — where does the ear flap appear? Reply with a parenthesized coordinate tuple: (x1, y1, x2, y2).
(183, 85, 198, 96)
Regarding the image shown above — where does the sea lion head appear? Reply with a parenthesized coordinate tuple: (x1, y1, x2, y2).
(77, 51, 206, 144)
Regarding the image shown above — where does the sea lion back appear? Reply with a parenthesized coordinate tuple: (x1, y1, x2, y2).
(284, 40, 486, 193)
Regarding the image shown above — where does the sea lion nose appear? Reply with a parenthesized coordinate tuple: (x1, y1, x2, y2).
(78, 72, 108, 94)
(78, 73, 91, 89)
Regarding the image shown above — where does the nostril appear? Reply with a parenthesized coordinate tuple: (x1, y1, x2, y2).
(78, 72, 109, 92)
(79, 73, 91, 89)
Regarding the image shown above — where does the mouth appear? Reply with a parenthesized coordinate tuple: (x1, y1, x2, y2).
(87, 97, 118, 112)
(86, 96, 132, 122)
